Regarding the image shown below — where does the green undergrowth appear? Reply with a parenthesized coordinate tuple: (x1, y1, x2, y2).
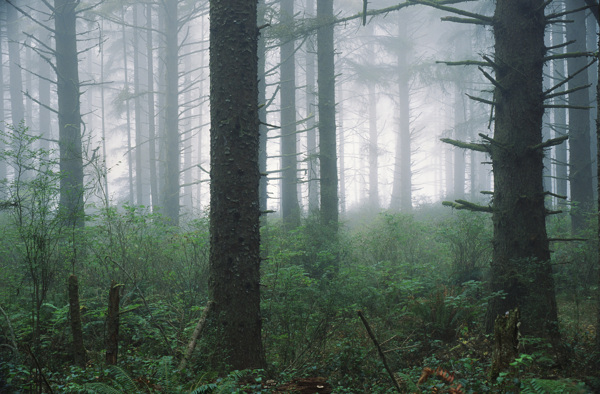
(0, 207, 598, 392)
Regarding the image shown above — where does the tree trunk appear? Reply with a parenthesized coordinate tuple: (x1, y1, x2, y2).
(485, 0, 559, 343)
(305, 0, 319, 214)
(566, 0, 593, 234)
(133, 4, 146, 207)
(0, 4, 6, 188)
(146, 4, 158, 212)
(490, 308, 520, 380)
(7, 3, 24, 127)
(55, 0, 85, 228)
(551, 13, 568, 208)
(105, 280, 121, 365)
(280, 0, 301, 228)
(208, 0, 266, 370)
(68, 275, 86, 367)
(390, 13, 411, 211)
(121, 6, 134, 206)
(368, 83, 379, 210)
(258, 0, 268, 214)
(317, 0, 338, 231)
(161, 0, 180, 225)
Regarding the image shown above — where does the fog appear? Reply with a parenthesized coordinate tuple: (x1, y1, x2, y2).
(0, 0, 595, 219)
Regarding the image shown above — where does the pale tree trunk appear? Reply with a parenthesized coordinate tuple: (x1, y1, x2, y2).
(280, 0, 301, 228)
(55, 0, 85, 228)
(0, 4, 7, 186)
(551, 13, 568, 207)
(121, 6, 134, 206)
(317, 0, 338, 231)
(133, 4, 145, 207)
(305, 2, 319, 214)
(160, 0, 180, 225)
(7, 3, 24, 127)
(390, 12, 411, 211)
(368, 82, 379, 210)
(146, 4, 158, 211)
(258, 0, 268, 213)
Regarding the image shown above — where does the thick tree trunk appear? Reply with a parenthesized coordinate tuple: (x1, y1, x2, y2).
(105, 281, 121, 365)
(485, 0, 559, 343)
(55, 0, 84, 228)
(317, 0, 338, 230)
(280, 0, 301, 228)
(161, 0, 180, 225)
(208, 0, 266, 370)
(566, 0, 593, 234)
(68, 275, 86, 367)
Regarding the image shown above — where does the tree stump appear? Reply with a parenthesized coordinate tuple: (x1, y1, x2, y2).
(490, 307, 520, 380)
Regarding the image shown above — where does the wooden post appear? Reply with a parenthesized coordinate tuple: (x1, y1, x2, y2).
(105, 280, 122, 365)
(68, 275, 86, 367)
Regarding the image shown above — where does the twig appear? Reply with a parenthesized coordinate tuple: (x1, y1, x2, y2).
(357, 311, 401, 392)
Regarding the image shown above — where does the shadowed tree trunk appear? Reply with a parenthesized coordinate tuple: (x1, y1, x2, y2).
(55, 0, 84, 228)
(280, 0, 301, 228)
(207, 0, 266, 370)
(484, 0, 559, 342)
(317, 0, 338, 231)
(566, 0, 593, 234)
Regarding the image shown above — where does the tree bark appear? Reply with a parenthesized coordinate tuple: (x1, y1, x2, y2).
(161, 0, 180, 225)
(280, 0, 301, 228)
(105, 280, 121, 365)
(146, 4, 158, 212)
(68, 275, 86, 367)
(490, 308, 519, 381)
(390, 13, 411, 211)
(485, 0, 559, 343)
(305, 0, 319, 214)
(7, 3, 24, 127)
(566, 0, 593, 234)
(317, 0, 338, 231)
(55, 0, 84, 228)
(208, 0, 266, 371)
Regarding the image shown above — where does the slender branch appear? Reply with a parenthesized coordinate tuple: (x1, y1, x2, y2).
(466, 93, 495, 106)
(440, 16, 491, 25)
(528, 134, 568, 151)
(478, 67, 505, 91)
(436, 60, 489, 67)
(544, 84, 591, 100)
(440, 137, 489, 152)
(358, 311, 402, 392)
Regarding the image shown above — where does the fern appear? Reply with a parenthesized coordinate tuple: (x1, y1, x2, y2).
(85, 365, 139, 394)
(521, 378, 588, 394)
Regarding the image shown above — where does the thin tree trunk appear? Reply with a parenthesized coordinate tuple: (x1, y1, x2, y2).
(305, 0, 319, 214)
(121, 6, 134, 206)
(133, 4, 145, 207)
(317, 0, 338, 231)
(280, 0, 301, 228)
(68, 275, 86, 367)
(146, 4, 158, 211)
(258, 0, 268, 214)
(178, 301, 213, 371)
(7, 3, 24, 127)
(0, 5, 7, 187)
(566, 0, 593, 234)
(161, 0, 180, 225)
(551, 13, 568, 208)
(368, 83, 379, 209)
